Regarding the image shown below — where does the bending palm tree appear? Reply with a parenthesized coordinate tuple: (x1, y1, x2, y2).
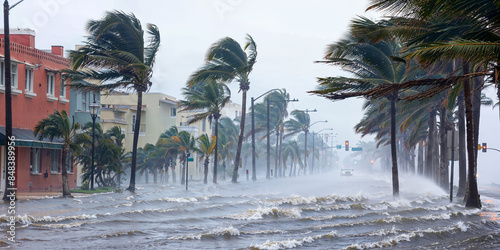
(188, 35, 258, 183)
(310, 37, 423, 198)
(63, 11, 161, 192)
(196, 134, 216, 184)
(284, 110, 311, 175)
(178, 80, 231, 184)
(34, 110, 79, 196)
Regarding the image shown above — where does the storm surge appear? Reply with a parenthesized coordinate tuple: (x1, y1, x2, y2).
(1, 171, 499, 249)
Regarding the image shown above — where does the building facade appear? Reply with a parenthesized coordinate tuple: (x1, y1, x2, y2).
(100, 92, 178, 152)
(0, 29, 77, 192)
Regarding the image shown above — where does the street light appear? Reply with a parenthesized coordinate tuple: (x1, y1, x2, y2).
(312, 128, 332, 174)
(2, 0, 24, 201)
(251, 88, 279, 181)
(89, 100, 99, 190)
(267, 98, 298, 178)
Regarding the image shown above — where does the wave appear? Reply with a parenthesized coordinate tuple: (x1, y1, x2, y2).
(249, 231, 337, 249)
(223, 207, 302, 220)
(100, 230, 144, 238)
(345, 221, 469, 249)
(0, 214, 97, 225)
(168, 226, 240, 240)
(264, 193, 369, 207)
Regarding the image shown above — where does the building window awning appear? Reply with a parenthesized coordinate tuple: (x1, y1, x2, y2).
(44, 67, 61, 73)
(0, 127, 64, 149)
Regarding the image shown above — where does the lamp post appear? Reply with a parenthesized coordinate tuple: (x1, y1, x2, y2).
(251, 88, 279, 181)
(312, 128, 332, 174)
(309, 123, 328, 174)
(89, 101, 99, 190)
(267, 98, 298, 178)
(2, 0, 24, 201)
(185, 151, 190, 191)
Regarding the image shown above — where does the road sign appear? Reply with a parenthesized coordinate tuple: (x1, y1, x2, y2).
(188, 157, 194, 162)
(351, 147, 362, 151)
(336, 145, 342, 149)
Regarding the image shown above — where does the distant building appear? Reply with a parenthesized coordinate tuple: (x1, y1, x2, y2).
(69, 86, 100, 186)
(220, 101, 241, 121)
(100, 92, 177, 152)
(0, 29, 77, 192)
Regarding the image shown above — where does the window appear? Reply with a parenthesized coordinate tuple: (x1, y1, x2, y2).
(10, 63, 18, 89)
(170, 107, 177, 117)
(60, 79, 66, 98)
(82, 92, 87, 111)
(25, 68, 34, 92)
(202, 117, 206, 132)
(47, 73, 55, 96)
(51, 150, 60, 173)
(30, 148, 41, 174)
(0, 61, 4, 86)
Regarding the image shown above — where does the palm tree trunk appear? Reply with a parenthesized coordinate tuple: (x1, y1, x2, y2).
(472, 76, 482, 163)
(128, 89, 143, 191)
(61, 146, 71, 196)
(274, 130, 279, 178)
(304, 131, 308, 175)
(457, 92, 467, 197)
(213, 117, 219, 184)
(439, 106, 449, 190)
(232, 88, 248, 183)
(463, 64, 481, 208)
(203, 157, 209, 184)
(389, 96, 399, 198)
(278, 126, 285, 177)
(417, 141, 424, 175)
(425, 109, 436, 178)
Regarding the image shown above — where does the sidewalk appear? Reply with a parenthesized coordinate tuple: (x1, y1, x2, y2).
(3, 191, 87, 200)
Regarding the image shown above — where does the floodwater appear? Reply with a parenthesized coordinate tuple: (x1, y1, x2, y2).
(1, 170, 500, 249)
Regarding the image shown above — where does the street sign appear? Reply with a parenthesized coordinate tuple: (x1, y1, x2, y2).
(336, 145, 342, 149)
(188, 157, 194, 162)
(351, 147, 362, 151)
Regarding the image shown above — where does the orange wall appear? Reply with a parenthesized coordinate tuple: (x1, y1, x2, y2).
(0, 35, 70, 129)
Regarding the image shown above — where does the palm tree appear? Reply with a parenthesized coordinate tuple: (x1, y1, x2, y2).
(196, 134, 216, 184)
(188, 35, 258, 183)
(284, 110, 311, 175)
(179, 80, 231, 184)
(34, 110, 79, 196)
(282, 140, 302, 176)
(310, 35, 424, 198)
(362, 0, 498, 208)
(63, 11, 161, 192)
(171, 131, 197, 185)
(157, 126, 182, 183)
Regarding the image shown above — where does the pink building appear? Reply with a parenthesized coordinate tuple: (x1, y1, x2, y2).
(0, 29, 77, 192)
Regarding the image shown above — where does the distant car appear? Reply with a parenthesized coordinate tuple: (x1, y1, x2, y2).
(340, 168, 354, 176)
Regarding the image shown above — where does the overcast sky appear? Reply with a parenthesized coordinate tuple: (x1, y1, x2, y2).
(9, 0, 500, 184)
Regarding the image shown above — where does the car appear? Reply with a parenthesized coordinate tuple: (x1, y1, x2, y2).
(340, 168, 354, 176)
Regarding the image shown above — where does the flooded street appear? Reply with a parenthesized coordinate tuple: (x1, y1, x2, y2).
(1, 170, 500, 249)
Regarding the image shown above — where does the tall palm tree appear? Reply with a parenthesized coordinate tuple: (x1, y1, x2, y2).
(196, 134, 216, 184)
(34, 110, 80, 196)
(284, 110, 312, 175)
(63, 11, 161, 192)
(188, 35, 258, 183)
(179, 80, 231, 184)
(362, 0, 499, 208)
(310, 36, 423, 198)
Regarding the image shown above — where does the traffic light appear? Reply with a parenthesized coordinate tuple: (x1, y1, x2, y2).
(482, 143, 487, 152)
(345, 140, 349, 151)
(325, 134, 328, 142)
